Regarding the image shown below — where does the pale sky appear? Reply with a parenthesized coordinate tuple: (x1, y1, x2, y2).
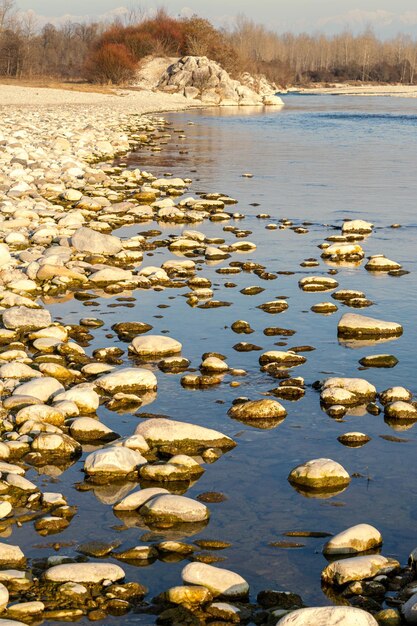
(14, 0, 417, 37)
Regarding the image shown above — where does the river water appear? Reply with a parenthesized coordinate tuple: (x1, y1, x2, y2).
(15, 95, 417, 623)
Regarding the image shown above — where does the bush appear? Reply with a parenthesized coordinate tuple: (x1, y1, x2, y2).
(83, 42, 137, 84)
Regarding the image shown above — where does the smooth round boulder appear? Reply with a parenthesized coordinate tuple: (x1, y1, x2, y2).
(129, 335, 182, 357)
(0, 582, 9, 611)
(182, 563, 249, 599)
(288, 458, 350, 491)
(2, 306, 51, 331)
(228, 399, 287, 420)
(140, 494, 209, 524)
(323, 524, 382, 555)
(84, 446, 147, 477)
(322, 554, 399, 586)
(44, 563, 125, 584)
(95, 368, 157, 394)
(135, 418, 235, 455)
(276, 606, 378, 625)
(338, 313, 403, 338)
(13, 378, 64, 402)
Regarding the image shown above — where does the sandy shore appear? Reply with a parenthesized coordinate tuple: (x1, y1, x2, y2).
(0, 83, 199, 113)
(298, 84, 417, 97)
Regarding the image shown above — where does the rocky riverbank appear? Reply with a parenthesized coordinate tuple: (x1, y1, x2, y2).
(0, 92, 416, 626)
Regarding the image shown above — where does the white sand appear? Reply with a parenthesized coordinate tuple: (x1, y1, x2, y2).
(0, 83, 199, 113)
(299, 84, 417, 98)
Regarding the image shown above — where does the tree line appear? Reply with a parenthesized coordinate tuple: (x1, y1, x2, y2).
(1, 1, 417, 86)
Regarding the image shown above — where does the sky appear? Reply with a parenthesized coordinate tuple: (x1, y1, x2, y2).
(13, 0, 417, 37)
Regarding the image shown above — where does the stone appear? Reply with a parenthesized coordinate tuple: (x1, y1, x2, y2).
(70, 418, 117, 442)
(135, 418, 235, 454)
(321, 242, 364, 260)
(359, 354, 398, 368)
(95, 368, 157, 394)
(365, 255, 401, 272)
(276, 606, 378, 625)
(0, 543, 25, 566)
(380, 386, 412, 405)
(140, 494, 209, 523)
(321, 378, 376, 405)
(84, 446, 147, 477)
(114, 487, 169, 511)
(402, 591, 417, 623)
(129, 335, 182, 357)
(322, 554, 399, 586)
(0, 583, 8, 611)
(182, 563, 249, 599)
(53, 387, 99, 413)
(298, 276, 338, 292)
(2, 306, 51, 331)
(228, 399, 287, 420)
(44, 563, 125, 584)
(338, 314, 403, 338)
(72, 227, 122, 255)
(259, 351, 306, 366)
(13, 377, 64, 402)
(323, 524, 383, 555)
(162, 585, 212, 605)
(384, 401, 417, 420)
(342, 219, 373, 234)
(288, 458, 350, 491)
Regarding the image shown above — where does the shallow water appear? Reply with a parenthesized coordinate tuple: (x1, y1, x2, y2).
(17, 95, 417, 622)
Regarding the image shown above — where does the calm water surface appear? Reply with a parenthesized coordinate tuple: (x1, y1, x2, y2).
(19, 95, 417, 623)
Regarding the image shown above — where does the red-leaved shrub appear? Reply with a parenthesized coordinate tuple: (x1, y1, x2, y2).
(83, 42, 137, 84)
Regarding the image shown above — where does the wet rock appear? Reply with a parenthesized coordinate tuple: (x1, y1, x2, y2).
(311, 302, 338, 314)
(112, 322, 153, 341)
(135, 418, 235, 455)
(2, 306, 51, 331)
(365, 255, 401, 272)
(258, 300, 289, 313)
(380, 387, 412, 405)
(338, 432, 371, 447)
(140, 494, 209, 523)
(0, 543, 25, 567)
(129, 335, 182, 357)
(158, 356, 190, 372)
(288, 458, 350, 491)
(114, 487, 169, 511)
(320, 378, 376, 405)
(44, 562, 125, 584)
(231, 320, 254, 334)
(70, 417, 118, 442)
(161, 585, 212, 606)
(96, 368, 157, 394)
(228, 399, 286, 421)
(338, 314, 403, 338)
(72, 227, 122, 255)
(182, 562, 248, 599)
(13, 377, 64, 402)
(323, 524, 382, 555)
(359, 355, 398, 368)
(276, 606, 378, 625)
(321, 242, 364, 261)
(259, 351, 306, 367)
(53, 387, 99, 413)
(299, 276, 338, 292)
(200, 356, 228, 373)
(84, 446, 147, 478)
(384, 401, 417, 420)
(322, 554, 399, 586)
(342, 219, 373, 235)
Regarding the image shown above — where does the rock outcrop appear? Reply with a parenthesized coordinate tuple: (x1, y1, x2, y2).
(157, 56, 284, 107)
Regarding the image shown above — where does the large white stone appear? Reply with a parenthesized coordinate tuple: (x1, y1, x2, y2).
(342, 219, 373, 234)
(0, 543, 25, 566)
(288, 458, 350, 490)
(321, 554, 399, 586)
(140, 494, 209, 523)
(72, 227, 122, 255)
(130, 335, 182, 357)
(2, 306, 51, 331)
(182, 563, 249, 598)
(135, 418, 235, 454)
(13, 377, 64, 402)
(338, 313, 403, 338)
(0, 363, 41, 380)
(323, 524, 383, 555)
(53, 387, 99, 413)
(84, 446, 146, 476)
(276, 606, 378, 625)
(0, 582, 9, 611)
(44, 562, 125, 584)
(114, 487, 169, 511)
(0, 244, 11, 268)
(95, 368, 157, 394)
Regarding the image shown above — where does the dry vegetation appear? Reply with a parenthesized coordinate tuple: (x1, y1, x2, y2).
(1, 0, 417, 87)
